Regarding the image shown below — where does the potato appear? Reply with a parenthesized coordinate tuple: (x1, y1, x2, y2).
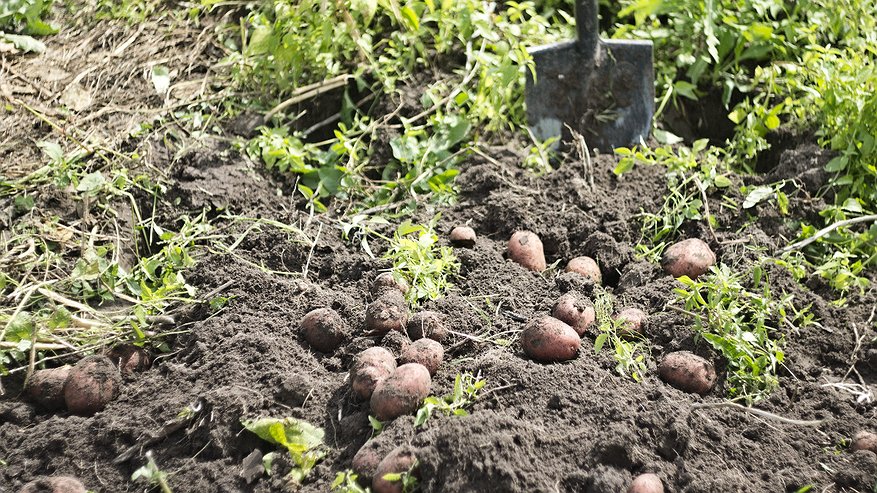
(372, 446, 418, 493)
(551, 293, 596, 336)
(399, 339, 444, 376)
(370, 363, 431, 421)
(508, 231, 546, 272)
(851, 431, 877, 454)
(366, 290, 408, 334)
(371, 272, 409, 297)
(63, 355, 121, 416)
(105, 344, 150, 375)
(566, 256, 602, 284)
(300, 307, 349, 353)
(520, 316, 581, 362)
(614, 307, 647, 336)
(406, 311, 448, 343)
(661, 238, 716, 279)
(352, 440, 384, 484)
(658, 351, 717, 395)
(19, 476, 87, 493)
(449, 226, 476, 248)
(351, 347, 397, 400)
(380, 330, 412, 357)
(25, 366, 71, 411)
(627, 473, 664, 493)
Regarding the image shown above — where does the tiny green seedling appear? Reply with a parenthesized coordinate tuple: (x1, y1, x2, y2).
(381, 460, 420, 493)
(241, 417, 326, 487)
(131, 451, 173, 493)
(368, 415, 384, 436)
(592, 289, 648, 382)
(332, 470, 371, 493)
(413, 372, 486, 427)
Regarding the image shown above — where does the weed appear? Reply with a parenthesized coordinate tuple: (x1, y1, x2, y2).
(413, 372, 485, 427)
(332, 470, 370, 493)
(592, 289, 648, 382)
(381, 461, 419, 493)
(241, 417, 326, 487)
(384, 217, 460, 306)
(131, 451, 173, 493)
(0, 0, 56, 53)
(674, 263, 813, 403)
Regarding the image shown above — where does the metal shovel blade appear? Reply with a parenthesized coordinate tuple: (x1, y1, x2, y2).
(525, 0, 654, 151)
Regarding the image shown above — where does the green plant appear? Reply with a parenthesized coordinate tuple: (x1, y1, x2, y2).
(413, 372, 485, 427)
(241, 417, 326, 487)
(381, 461, 419, 493)
(0, 0, 56, 53)
(592, 288, 648, 381)
(674, 263, 813, 403)
(384, 217, 460, 306)
(132, 451, 173, 493)
(332, 470, 371, 493)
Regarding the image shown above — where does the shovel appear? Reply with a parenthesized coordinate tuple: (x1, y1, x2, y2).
(525, 0, 654, 151)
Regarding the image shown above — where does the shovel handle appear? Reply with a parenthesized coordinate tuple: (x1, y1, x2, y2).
(575, 0, 599, 54)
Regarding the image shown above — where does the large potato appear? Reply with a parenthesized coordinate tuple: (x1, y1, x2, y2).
(300, 307, 349, 353)
(508, 231, 546, 272)
(20, 476, 87, 493)
(614, 307, 647, 336)
(372, 446, 418, 493)
(551, 293, 596, 336)
(370, 363, 431, 421)
(449, 226, 477, 248)
(351, 347, 397, 400)
(63, 355, 121, 416)
(399, 339, 444, 376)
(661, 238, 716, 279)
(851, 431, 877, 454)
(520, 316, 581, 362)
(25, 366, 71, 411)
(627, 473, 664, 493)
(658, 351, 717, 395)
(566, 256, 602, 284)
(366, 290, 408, 334)
(406, 311, 448, 343)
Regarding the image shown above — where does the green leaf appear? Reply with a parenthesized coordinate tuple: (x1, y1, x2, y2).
(594, 333, 608, 353)
(151, 65, 170, 95)
(350, 0, 378, 24)
(0, 33, 45, 53)
(613, 158, 635, 176)
(742, 186, 773, 209)
(76, 171, 106, 194)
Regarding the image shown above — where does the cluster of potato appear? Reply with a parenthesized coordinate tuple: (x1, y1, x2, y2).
(25, 345, 147, 416)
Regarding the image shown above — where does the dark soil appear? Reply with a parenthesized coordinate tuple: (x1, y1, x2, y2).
(2, 7, 876, 493)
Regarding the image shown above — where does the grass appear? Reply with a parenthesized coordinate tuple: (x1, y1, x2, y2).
(592, 288, 648, 382)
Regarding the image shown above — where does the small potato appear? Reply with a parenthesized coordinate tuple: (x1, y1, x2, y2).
(64, 355, 121, 416)
(566, 256, 602, 284)
(371, 272, 409, 297)
(614, 307, 647, 336)
(627, 473, 664, 493)
(300, 308, 349, 353)
(25, 366, 71, 411)
(370, 363, 431, 421)
(551, 293, 596, 336)
(105, 344, 150, 375)
(661, 238, 716, 279)
(406, 311, 448, 343)
(20, 476, 87, 493)
(658, 351, 717, 395)
(366, 290, 409, 334)
(399, 339, 444, 376)
(352, 440, 384, 485)
(508, 231, 546, 272)
(520, 316, 581, 363)
(372, 446, 418, 493)
(851, 431, 877, 454)
(351, 347, 397, 400)
(449, 226, 477, 248)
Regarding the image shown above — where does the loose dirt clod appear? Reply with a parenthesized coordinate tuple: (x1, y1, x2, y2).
(449, 226, 477, 247)
(63, 355, 121, 416)
(25, 366, 71, 411)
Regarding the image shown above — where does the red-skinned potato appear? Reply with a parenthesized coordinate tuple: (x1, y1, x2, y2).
(105, 344, 150, 375)
(614, 307, 647, 336)
(661, 238, 716, 279)
(508, 231, 546, 272)
(372, 446, 418, 493)
(366, 290, 408, 334)
(658, 351, 717, 395)
(20, 476, 88, 493)
(63, 355, 121, 416)
(406, 311, 448, 343)
(449, 226, 477, 247)
(351, 347, 397, 400)
(352, 440, 384, 485)
(551, 293, 596, 336)
(627, 473, 664, 493)
(399, 339, 444, 375)
(300, 308, 349, 353)
(520, 316, 581, 362)
(566, 256, 601, 284)
(371, 272, 409, 297)
(25, 366, 71, 410)
(370, 363, 431, 421)
(851, 431, 877, 454)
